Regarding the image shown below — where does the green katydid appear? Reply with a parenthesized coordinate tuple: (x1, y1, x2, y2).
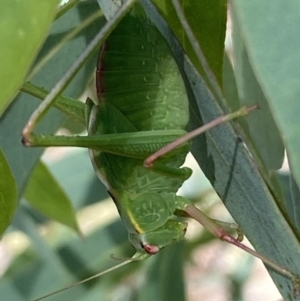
(21, 2, 300, 300)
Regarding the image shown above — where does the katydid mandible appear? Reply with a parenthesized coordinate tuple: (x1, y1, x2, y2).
(22, 4, 299, 300)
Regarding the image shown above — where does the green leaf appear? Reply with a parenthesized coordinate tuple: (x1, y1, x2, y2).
(222, 53, 240, 112)
(1, 278, 24, 301)
(231, 6, 284, 171)
(231, 0, 300, 193)
(275, 168, 300, 235)
(0, 149, 17, 235)
(47, 149, 108, 209)
(139, 242, 185, 301)
(290, 174, 300, 233)
(275, 172, 300, 234)
(222, 52, 250, 154)
(151, 0, 226, 86)
(0, 0, 60, 116)
(0, 1, 104, 233)
(24, 161, 80, 233)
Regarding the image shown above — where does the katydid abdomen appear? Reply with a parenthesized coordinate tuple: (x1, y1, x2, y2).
(88, 7, 192, 253)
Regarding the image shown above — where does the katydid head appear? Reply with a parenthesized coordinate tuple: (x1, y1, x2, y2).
(108, 189, 188, 255)
(129, 220, 188, 255)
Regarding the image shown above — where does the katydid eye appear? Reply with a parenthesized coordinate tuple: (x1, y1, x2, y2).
(143, 244, 160, 255)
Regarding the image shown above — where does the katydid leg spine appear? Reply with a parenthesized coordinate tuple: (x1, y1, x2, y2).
(22, 3, 300, 300)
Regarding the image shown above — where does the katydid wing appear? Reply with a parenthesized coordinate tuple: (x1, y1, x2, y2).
(19, 1, 300, 298)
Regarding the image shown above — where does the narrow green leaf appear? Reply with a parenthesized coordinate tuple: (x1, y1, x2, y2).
(275, 171, 300, 237)
(290, 174, 300, 233)
(12, 205, 68, 273)
(151, 0, 226, 86)
(1, 278, 24, 301)
(222, 52, 248, 134)
(231, 0, 300, 193)
(0, 0, 104, 209)
(224, 45, 286, 207)
(0, 149, 17, 235)
(231, 7, 284, 171)
(24, 161, 80, 233)
(222, 53, 240, 112)
(47, 149, 108, 209)
(139, 242, 185, 301)
(0, 0, 60, 116)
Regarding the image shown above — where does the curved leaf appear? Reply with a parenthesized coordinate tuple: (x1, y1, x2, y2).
(276, 171, 300, 234)
(0, 0, 60, 115)
(24, 161, 80, 233)
(231, 7, 284, 171)
(231, 0, 300, 194)
(139, 242, 185, 301)
(290, 174, 300, 233)
(151, 0, 226, 86)
(46, 149, 108, 209)
(0, 149, 17, 235)
(0, 0, 104, 234)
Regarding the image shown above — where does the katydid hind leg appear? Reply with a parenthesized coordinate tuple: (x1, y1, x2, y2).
(182, 203, 300, 292)
(144, 105, 258, 167)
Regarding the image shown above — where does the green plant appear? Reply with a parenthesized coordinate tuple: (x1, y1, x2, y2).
(1, 1, 300, 300)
